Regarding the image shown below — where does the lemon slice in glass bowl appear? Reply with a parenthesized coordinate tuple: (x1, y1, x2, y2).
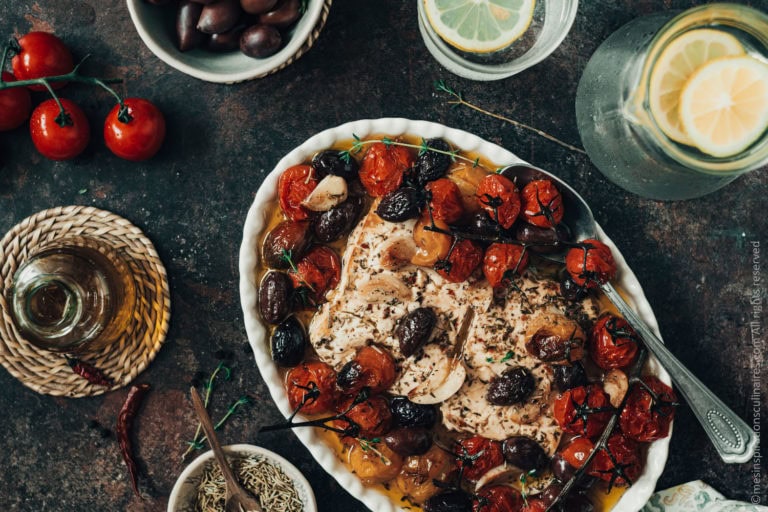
(424, 0, 536, 54)
(649, 28, 745, 145)
(678, 55, 768, 158)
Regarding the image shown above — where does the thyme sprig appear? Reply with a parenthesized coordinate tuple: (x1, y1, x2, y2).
(434, 80, 587, 155)
(339, 133, 479, 167)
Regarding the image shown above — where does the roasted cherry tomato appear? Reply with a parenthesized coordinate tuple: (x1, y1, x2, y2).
(358, 142, 414, 197)
(521, 180, 564, 228)
(289, 245, 341, 303)
(520, 499, 548, 512)
(425, 178, 464, 224)
(474, 485, 523, 512)
(482, 243, 529, 287)
(104, 98, 166, 161)
(285, 360, 337, 415)
(454, 436, 504, 481)
(336, 395, 393, 438)
(436, 239, 483, 283)
(620, 376, 677, 442)
(278, 164, 319, 221)
(29, 98, 89, 160)
(337, 345, 397, 394)
(559, 436, 595, 469)
(476, 174, 520, 230)
(588, 432, 641, 487)
(11, 32, 74, 91)
(553, 384, 613, 439)
(0, 72, 32, 131)
(589, 314, 639, 370)
(565, 239, 616, 288)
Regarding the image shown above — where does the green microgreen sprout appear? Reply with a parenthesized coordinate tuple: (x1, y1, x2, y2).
(434, 79, 587, 155)
(501, 350, 515, 363)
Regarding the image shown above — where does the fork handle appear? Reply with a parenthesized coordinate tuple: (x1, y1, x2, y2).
(601, 282, 757, 464)
(189, 387, 243, 487)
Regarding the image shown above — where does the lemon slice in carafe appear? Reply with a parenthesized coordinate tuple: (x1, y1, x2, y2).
(678, 55, 768, 158)
(424, 0, 536, 54)
(649, 28, 745, 145)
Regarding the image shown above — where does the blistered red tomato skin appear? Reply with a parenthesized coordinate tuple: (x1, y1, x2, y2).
(358, 142, 414, 197)
(587, 433, 642, 486)
(285, 361, 337, 415)
(29, 98, 90, 160)
(335, 395, 393, 438)
(520, 499, 548, 512)
(589, 314, 639, 369)
(482, 243, 529, 287)
(620, 376, 677, 442)
(278, 165, 318, 221)
(553, 384, 613, 439)
(345, 345, 397, 394)
(0, 72, 32, 131)
(559, 436, 595, 469)
(454, 436, 504, 481)
(104, 98, 166, 161)
(11, 32, 74, 91)
(437, 239, 483, 283)
(289, 245, 341, 303)
(426, 178, 464, 223)
(476, 174, 520, 229)
(474, 485, 524, 512)
(565, 238, 617, 288)
(521, 179, 564, 228)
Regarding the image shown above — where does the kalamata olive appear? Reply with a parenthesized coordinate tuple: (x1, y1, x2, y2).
(552, 362, 588, 391)
(189, 0, 217, 4)
(423, 490, 473, 512)
(468, 211, 500, 238)
(240, 23, 282, 58)
(336, 359, 363, 389)
(502, 436, 549, 470)
(486, 367, 535, 405)
(383, 427, 432, 456)
(262, 220, 310, 269)
(258, 271, 292, 324)
(395, 307, 437, 357)
(313, 196, 362, 243)
(551, 453, 576, 482)
(312, 150, 359, 181)
(515, 223, 570, 254)
(259, 0, 300, 28)
(526, 327, 584, 363)
(540, 482, 564, 506)
(197, 0, 243, 34)
(176, 1, 205, 52)
(376, 187, 423, 223)
(390, 396, 438, 429)
(560, 272, 589, 302)
(270, 315, 306, 367)
(240, 0, 277, 14)
(208, 24, 248, 51)
(414, 138, 452, 184)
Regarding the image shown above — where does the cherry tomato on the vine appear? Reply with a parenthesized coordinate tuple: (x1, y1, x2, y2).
(619, 376, 677, 442)
(285, 360, 337, 415)
(476, 174, 520, 229)
(289, 245, 341, 303)
(552, 384, 613, 439)
(337, 345, 397, 395)
(29, 98, 89, 160)
(474, 485, 524, 512)
(565, 238, 617, 288)
(454, 435, 504, 481)
(425, 178, 464, 223)
(436, 238, 483, 283)
(358, 142, 414, 197)
(103, 98, 166, 161)
(559, 436, 595, 469)
(278, 164, 319, 221)
(587, 432, 641, 487)
(335, 395, 393, 439)
(11, 32, 74, 91)
(589, 314, 639, 369)
(482, 242, 529, 287)
(0, 72, 32, 131)
(521, 179, 564, 228)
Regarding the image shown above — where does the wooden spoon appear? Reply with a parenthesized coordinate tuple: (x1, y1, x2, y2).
(189, 387, 263, 512)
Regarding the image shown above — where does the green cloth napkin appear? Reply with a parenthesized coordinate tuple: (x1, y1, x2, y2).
(643, 481, 767, 512)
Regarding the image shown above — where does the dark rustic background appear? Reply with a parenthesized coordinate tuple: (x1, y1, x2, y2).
(0, 1, 766, 510)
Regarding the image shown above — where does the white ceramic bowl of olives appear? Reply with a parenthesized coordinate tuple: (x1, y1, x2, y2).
(126, 0, 326, 83)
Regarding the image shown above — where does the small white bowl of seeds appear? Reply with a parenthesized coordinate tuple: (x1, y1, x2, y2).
(168, 444, 316, 512)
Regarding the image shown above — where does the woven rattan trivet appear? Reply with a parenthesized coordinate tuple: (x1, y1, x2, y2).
(259, 0, 333, 79)
(0, 206, 171, 398)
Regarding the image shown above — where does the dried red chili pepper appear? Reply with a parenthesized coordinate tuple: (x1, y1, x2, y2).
(66, 357, 113, 387)
(117, 383, 150, 499)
